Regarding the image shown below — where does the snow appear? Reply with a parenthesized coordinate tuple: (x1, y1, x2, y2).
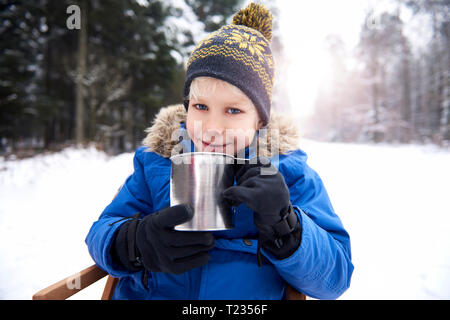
(1, 141, 449, 299)
(0, 146, 134, 300)
(298, 140, 450, 299)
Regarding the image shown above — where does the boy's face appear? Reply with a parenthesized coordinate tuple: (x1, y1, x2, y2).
(186, 77, 263, 155)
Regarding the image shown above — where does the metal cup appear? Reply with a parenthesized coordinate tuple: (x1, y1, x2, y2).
(170, 152, 236, 231)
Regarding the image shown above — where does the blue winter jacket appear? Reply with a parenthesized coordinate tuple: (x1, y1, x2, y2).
(85, 105, 353, 300)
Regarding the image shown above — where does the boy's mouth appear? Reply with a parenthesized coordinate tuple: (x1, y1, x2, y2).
(202, 140, 230, 151)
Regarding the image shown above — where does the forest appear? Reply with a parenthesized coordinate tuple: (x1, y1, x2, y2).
(308, 0, 449, 145)
(1, 0, 449, 157)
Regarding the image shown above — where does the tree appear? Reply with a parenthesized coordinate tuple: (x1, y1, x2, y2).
(300, 1, 448, 146)
(0, 1, 39, 152)
(356, 10, 413, 142)
(404, 0, 449, 143)
(184, 0, 242, 32)
(1, 0, 190, 155)
(75, 0, 87, 145)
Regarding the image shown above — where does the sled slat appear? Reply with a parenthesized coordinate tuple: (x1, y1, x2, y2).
(286, 283, 307, 300)
(101, 276, 119, 300)
(32, 265, 108, 300)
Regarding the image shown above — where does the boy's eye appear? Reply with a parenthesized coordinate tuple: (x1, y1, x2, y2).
(227, 108, 241, 115)
(194, 104, 208, 111)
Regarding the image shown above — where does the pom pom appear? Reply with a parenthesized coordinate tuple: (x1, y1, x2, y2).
(232, 2, 273, 42)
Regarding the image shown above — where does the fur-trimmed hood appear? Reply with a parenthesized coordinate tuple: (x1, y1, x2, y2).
(142, 104, 300, 158)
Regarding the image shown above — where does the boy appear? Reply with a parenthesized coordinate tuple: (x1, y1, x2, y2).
(86, 3, 353, 299)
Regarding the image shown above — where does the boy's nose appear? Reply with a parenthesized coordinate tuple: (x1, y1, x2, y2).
(204, 132, 227, 145)
(204, 118, 225, 138)
(204, 130, 225, 144)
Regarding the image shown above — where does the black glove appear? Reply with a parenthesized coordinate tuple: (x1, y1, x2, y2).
(222, 158, 301, 261)
(112, 204, 215, 275)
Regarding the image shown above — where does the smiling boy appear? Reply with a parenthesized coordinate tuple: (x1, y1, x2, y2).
(186, 76, 262, 155)
(86, 3, 353, 300)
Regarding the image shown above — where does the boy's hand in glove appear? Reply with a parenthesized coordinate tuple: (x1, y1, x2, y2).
(112, 204, 215, 275)
(222, 158, 301, 261)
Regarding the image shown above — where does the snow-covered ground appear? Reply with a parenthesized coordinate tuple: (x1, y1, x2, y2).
(300, 140, 450, 299)
(0, 146, 135, 300)
(0, 141, 449, 299)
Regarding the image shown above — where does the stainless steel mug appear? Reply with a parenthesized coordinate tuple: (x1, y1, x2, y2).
(170, 152, 236, 231)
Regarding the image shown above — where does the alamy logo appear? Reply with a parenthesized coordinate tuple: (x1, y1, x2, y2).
(66, 5, 81, 30)
(66, 272, 81, 290)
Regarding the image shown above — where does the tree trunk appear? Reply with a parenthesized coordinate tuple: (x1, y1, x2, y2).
(439, 24, 449, 142)
(400, 34, 412, 142)
(75, 0, 87, 145)
(428, 8, 442, 137)
(371, 53, 384, 143)
(44, 7, 53, 149)
(444, 44, 450, 141)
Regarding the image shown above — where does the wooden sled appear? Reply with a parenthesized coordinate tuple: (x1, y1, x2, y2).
(32, 264, 306, 300)
(33, 191, 305, 300)
(32, 264, 117, 300)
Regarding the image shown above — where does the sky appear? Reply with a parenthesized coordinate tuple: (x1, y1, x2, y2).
(275, 0, 428, 120)
(276, 0, 368, 119)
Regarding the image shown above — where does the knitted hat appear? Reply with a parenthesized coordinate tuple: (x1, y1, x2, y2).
(183, 3, 275, 126)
